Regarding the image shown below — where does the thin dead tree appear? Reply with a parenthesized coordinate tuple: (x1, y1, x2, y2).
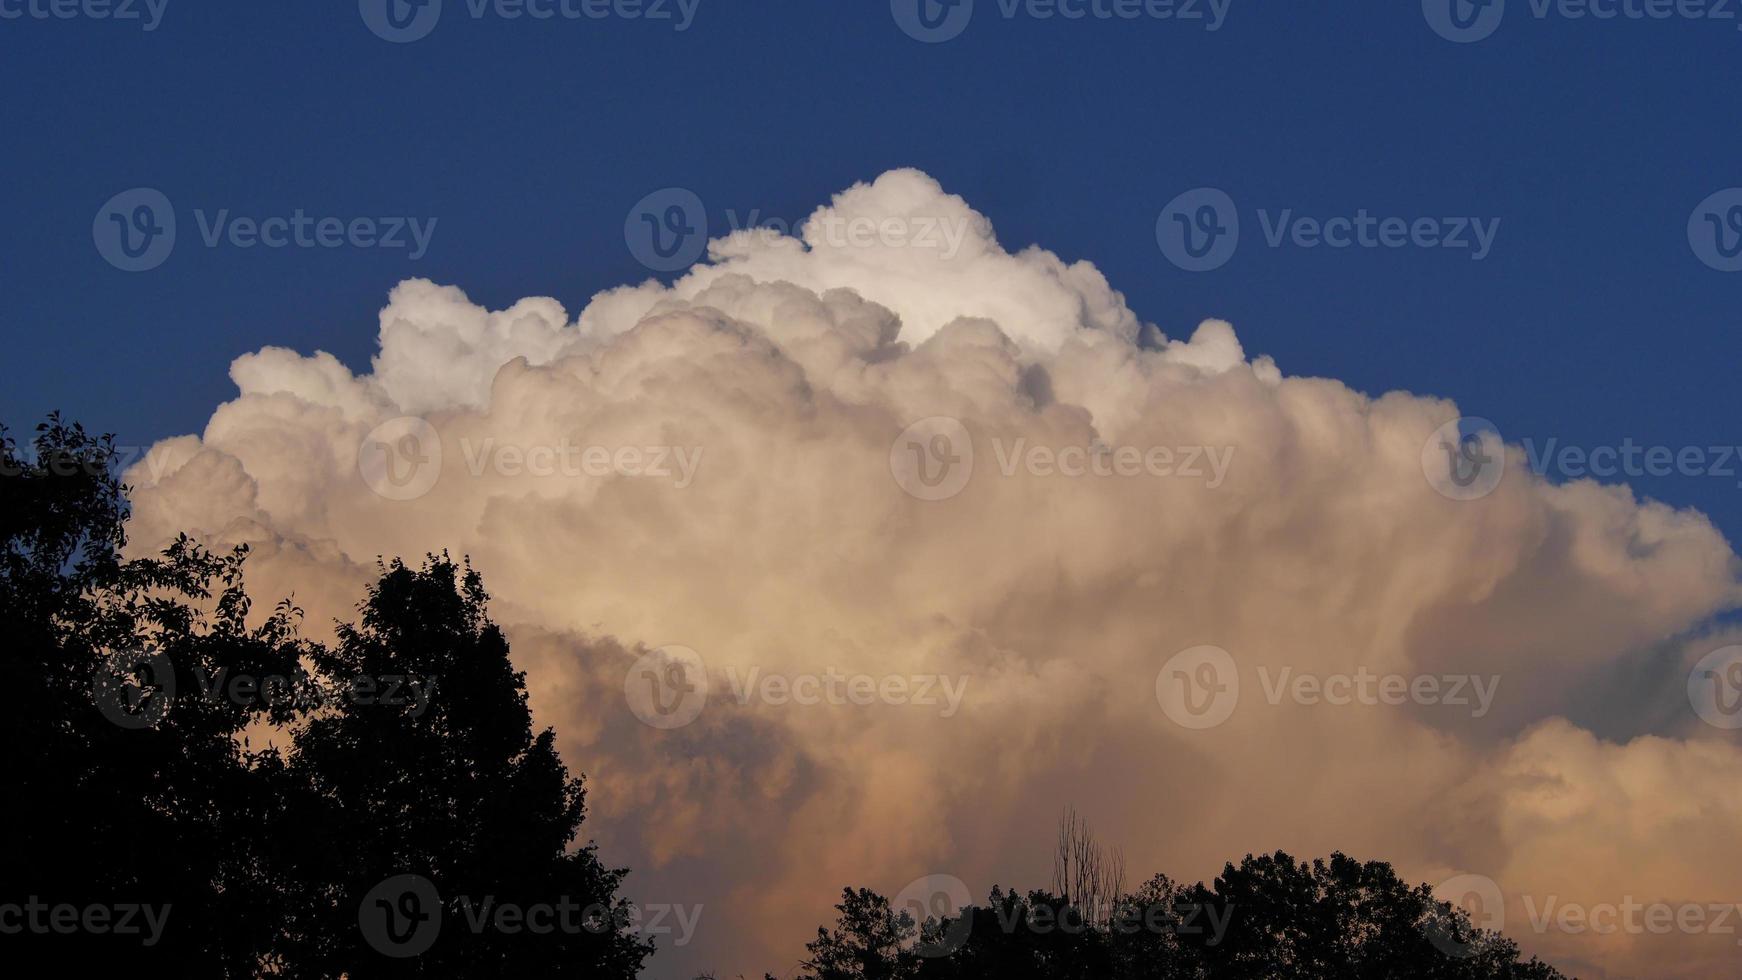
(1052, 807, 1127, 928)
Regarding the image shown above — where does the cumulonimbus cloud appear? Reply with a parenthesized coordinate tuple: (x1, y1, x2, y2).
(125, 169, 1742, 979)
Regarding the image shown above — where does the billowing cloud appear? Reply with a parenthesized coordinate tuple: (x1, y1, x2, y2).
(125, 169, 1742, 979)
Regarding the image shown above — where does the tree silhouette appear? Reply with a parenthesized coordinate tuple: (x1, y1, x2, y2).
(267, 555, 651, 977)
(796, 852, 1572, 980)
(799, 888, 922, 980)
(1170, 852, 1566, 979)
(1053, 807, 1125, 930)
(0, 417, 306, 975)
(2, 417, 648, 978)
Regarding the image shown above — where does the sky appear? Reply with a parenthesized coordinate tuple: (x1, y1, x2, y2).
(6, 3, 1742, 978)
(3, 1, 1739, 540)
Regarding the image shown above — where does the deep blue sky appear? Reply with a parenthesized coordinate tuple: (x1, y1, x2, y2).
(3, 1, 1740, 541)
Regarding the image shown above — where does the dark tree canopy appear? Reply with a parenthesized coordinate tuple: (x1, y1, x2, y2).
(266, 555, 651, 977)
(794, 853, 1572, 980)
(1, 417, 305, 975)
(1, 418, 648, 978)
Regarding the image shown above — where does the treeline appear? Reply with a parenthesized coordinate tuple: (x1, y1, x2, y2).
(777, 851, 1571, 980)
